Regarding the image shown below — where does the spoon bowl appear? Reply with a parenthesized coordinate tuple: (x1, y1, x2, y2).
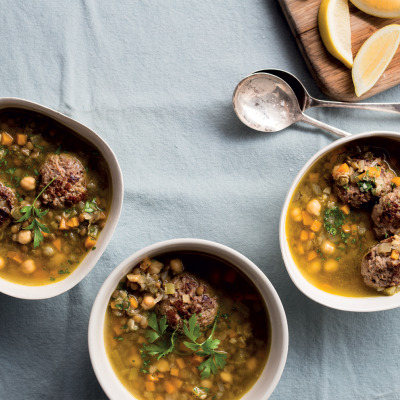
(233, 73, 351, 137)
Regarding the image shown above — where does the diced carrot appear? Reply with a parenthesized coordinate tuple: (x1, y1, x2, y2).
(7, 251, 23, 264)
(129, 297, 138, 309)
(113, 325, 123, 336)
(170, 368, 179, 377)
(66, 217, 79, 228)
(164, 381, 176, 394)
(392, 177, 400, 187)
(1, 131, 13, 146)
(310, 220, 322, 232)
(171, 378, 183, 389)
(40, 229, 49, 237)
(357, 166, 381, 180)
(340, 205, 350, 215)
(336, 163, 350, 174)
(16, 133, 27, 146)
(351, 224, 358, 235)
(53, 238, 62, 252)
(302, 211, 314, 226)
(176, 358, 185, 369)
(85, 236, 97, 249)
(147, 373, 159, 382)
(78, 213, 86, 222)
(59, 218, 68, 230)
(140, 257, 151, 270)
(309, 232, 316, 240)
(145, 381, 156, 392)
(158, 373, 165, 379)
(191, 354, 205, 365)
(110, 301, 118, 310)
(391, 250, 399, 260)
(300, 230, 308, 241)
(297, 243, 305, 255)
(309, 173, 320, 183)
(307, 251, 317, 261)
(342, 224, 351, 233)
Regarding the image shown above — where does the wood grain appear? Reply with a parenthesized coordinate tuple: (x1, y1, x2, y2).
(278, 0, 400, 101)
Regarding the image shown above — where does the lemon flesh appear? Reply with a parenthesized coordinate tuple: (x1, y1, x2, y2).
(350, 0, 400, 18)
(352, 24, 400, 97)
(319, 0, 353, 68)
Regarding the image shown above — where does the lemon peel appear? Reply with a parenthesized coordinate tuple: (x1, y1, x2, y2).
(350, 0, 400, 18)
(352, 24, 400, 97)
(318, 0, 353, 68)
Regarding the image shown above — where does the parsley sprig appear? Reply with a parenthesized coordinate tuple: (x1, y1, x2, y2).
(141, 313, 227, 379)
(16, 177, 56, 248)
(323, 207, 345, 237)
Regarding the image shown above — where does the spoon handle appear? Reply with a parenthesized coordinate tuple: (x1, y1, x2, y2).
(300, 113, 352, 137)
(312, 98, 400, 114)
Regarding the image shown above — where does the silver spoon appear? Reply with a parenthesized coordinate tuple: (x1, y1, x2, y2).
(254, 68, 400, 114)
(232, 73, 351, 137)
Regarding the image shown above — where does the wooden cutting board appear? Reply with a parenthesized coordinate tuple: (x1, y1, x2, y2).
(278, 0, 400, 101)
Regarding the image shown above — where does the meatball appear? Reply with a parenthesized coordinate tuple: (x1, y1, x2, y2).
(157, 273, 218, 330)
(0, 182, 16, 229)
(332, 156, 394, 209)
(361, 235, 400, 292)
(371, 188, 400, 238)
(39, 154, 87, 208)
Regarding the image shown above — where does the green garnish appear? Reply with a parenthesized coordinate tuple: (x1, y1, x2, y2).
(141, 313, 226, 379)
(113, 336, 124, 341)
(84, 197, 102, 213)
(324, 207, 345, 237)
(16, 177, 56, 248)
(357, 179, 374, 193)
(58, 269, 70, 275)
(55, 145, 62, 155)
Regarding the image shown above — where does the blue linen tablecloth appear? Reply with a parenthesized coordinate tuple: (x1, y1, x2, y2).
(1, 1, 400, 399)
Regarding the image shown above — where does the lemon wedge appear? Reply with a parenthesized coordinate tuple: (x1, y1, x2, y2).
(352, 24, 400, 97)
(350, 0, 400, 18)
(318, 0, 353, 68)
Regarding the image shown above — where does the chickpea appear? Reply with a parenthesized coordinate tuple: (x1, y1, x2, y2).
(170, 258, 184, 274)
(324, 259, 339, 273)
(10, 224, 20, 234)
(156, 359, 170, 373)
(148, 260, 163, 275)
(21, 259, 36, 274)
(25, 142, 34, 150)
(0, 256, 5, 270)
(308, 260, 322, 274)
(321, 240, 336, 255)
(140, 316, 148, 329)
(291, 207, 302, 222)
(20, 176, 36, 191)
(133, 314, 142, 323)
(42, 246, 55, 257)
(141, 295, 156, 310)
(246, 357, 258, 372)
(220, 371, 233, 384)
(307, 199, 321, 216)
(18, 230, 32, 245)
(200, 379, 213, 389)
(196, 285, 204, 296)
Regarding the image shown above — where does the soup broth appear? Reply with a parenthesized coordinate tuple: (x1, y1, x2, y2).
(0, 109, 111, 285)
(104, 252, 271, 400)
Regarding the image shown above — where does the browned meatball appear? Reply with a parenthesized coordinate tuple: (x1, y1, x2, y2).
(361, 235, 400, 292)
(332, 157, 394, 208)
(371, 188, 400, 238)
(39, 154, 87, 208)
(157, 273, 218, 330)
(0, 182, 16, 229)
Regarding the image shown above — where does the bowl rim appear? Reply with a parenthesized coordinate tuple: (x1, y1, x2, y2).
(88, 238, 289, 400)
(279, 130, 400, 312)
(0, 97, 124, 299)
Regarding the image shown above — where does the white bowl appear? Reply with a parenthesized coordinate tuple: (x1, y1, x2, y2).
(0, 98, 123, 299)
(280, 131, 400, 312)
(89, 238, 288, 400)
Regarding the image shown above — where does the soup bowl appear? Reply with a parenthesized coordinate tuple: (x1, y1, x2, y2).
(0, 98, 123, 299)
(280, 131, 400, 312)
(89, 238, 288, 400)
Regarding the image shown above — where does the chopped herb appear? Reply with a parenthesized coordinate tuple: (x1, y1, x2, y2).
(92, 246, 97, 251)
(34, 144, 44, 150)
(58, 269, 70, 275)
(16, 177, 56, 248)
(50, 277, 55, 281)
(5, 167, 16, 175)
(84, 198, 102, 213)
(34, 169, 39, 176)
(324, 207, 346, 237)
(113, 336, 124, 341)
(55, 145, 62, 155)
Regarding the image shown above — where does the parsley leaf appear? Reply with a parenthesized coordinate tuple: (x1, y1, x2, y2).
(84, 197, 102, 213)
(323, 207, 345, 237)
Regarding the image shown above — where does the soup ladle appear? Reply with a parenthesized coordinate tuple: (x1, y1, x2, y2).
(232, 73, 351, 138)
(254, 68, 400, 114)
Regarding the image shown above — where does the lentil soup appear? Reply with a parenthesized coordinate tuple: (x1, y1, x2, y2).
(286, 140, 400, 297)
(104, 252, 271, 400)
(0, 108, 111, 285)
